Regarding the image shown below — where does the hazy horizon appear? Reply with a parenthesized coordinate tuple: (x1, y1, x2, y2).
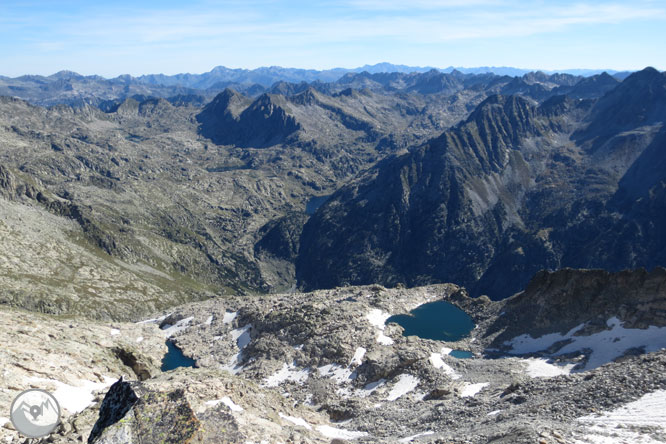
(0, 62, 644, 80)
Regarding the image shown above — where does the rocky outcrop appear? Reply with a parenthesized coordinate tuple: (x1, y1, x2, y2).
(0, 305, 166, 443)
(72, 276, 666, 443)
(481, 267, 666, 346)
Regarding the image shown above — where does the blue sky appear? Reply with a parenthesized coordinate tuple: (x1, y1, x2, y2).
(1, 0, 664, 77)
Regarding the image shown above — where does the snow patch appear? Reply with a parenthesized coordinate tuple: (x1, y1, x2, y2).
(263, 362, 310, 387)
(387, 374, 419, 401)
(0, 417, 8, 427)
(231, 324, 252, 349)
(522, 358, 577, 378)
(318, 364, 354, 384)
(350, 347, 366, 366)
(222, 311, 237, 324)
(29, 376, 116, 414)
(429, 352, 461, 380)
(360, 378, 386, 397)
(205, 315, 213, 326)
(505, 317, 666, 369)
(220, 324, 251, 375)
(366, 308, 390, 328)
(367, 308, 394, 345)
(279, 413, 312, 430)
(162, 316, 194, 338)
(460, 382, 489, 398)
(136, 313, 168, 324)
(316, 425, 368, 440)
(399, 431, 435, 443)
(574, 390, 666, 444)
(220, 352, 245, 375)
(136, 336, 143, 343)
(487, 410, 501, 416)
(110, 328, 120, 336)
(377, 333, 394, 345)
(206, 396, 243, 412)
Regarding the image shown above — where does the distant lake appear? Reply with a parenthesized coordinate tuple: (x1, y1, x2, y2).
(305, 195, 331, 215)
(161, 340, 196, 371)
(449, 349, 474, 359)
(386, 300, 474, 342)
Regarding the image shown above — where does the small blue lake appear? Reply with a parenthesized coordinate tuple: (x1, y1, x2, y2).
(449, 349, 474, 359)
(161, 341, 196, 372)
(385, 300, 474, 342)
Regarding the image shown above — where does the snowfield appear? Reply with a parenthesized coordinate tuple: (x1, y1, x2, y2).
(366, 308, 394, 345)
(505, 317, 666, 369)
(574, 390, 666, 443)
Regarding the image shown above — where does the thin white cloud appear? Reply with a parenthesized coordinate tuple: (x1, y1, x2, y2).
(38, 1, 663, 46)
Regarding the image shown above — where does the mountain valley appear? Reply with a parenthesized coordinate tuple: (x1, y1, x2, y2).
(1, 64, 666, 443)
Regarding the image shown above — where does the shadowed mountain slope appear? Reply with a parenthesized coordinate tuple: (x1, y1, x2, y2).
(297, 68, 666, 299)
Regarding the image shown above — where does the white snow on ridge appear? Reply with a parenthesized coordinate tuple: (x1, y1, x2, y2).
(316, 425, 368, 440)
(110, 328, 120, 336)
(460, 382, 489, 398)
(387, 374, 419, 401)
(162, 316, 194, 338)
(366, 308, 390, 328)
(222, 311, 237, 324)
(0, 417, 8, 427)
(350, 347, 366, 366)
(231, 324, 252, 349)
(29, 376, 117, 414)
(366, 308, 394, 345)
(399, 431, 435, 443)
(206, 396, 243, 412)
(136, 313, 168, 324)
(522, 358, 577, 378)
(279, 413, 312, 430)
(263, 362, 310, 387)
(220, 324, 252, 375)
(505, 317, 666, 370)
(574, 390, 666, 444)
(318, 364, 354, 384)
(429, 351, 461, 380)
(205, 315, 213, 326)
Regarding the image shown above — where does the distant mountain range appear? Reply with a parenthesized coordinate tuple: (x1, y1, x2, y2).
(2, 62, 631, 90)
(0, 63, 630, 108)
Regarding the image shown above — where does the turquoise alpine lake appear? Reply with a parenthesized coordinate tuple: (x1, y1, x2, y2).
(385, 300, 474, 342)
(161, 340, 196, 371)
(449, 349, 474, 359)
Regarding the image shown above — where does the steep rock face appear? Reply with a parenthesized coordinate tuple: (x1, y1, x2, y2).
(197, 91, 300, 147)
(297, 95, 546, 295)
(297, 68, 666, 299)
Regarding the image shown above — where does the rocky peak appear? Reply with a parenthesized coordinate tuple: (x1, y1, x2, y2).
(576, 67, 666, 149)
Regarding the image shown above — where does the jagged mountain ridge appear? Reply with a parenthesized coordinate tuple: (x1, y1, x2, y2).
(297, 67, 666, 299)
